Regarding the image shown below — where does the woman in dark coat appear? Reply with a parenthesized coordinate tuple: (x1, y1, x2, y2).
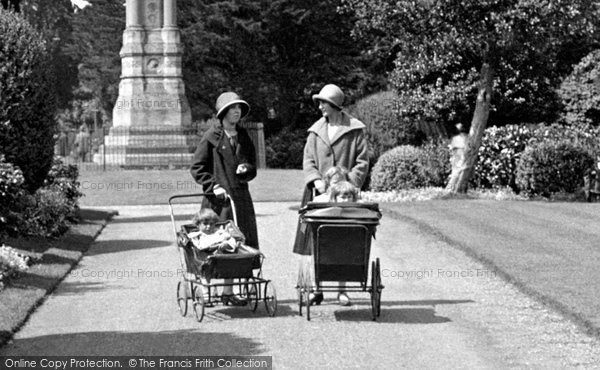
(190, 92, 258, 305)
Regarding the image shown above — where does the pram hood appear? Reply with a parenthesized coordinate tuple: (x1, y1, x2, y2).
(300, 202, 381, 225)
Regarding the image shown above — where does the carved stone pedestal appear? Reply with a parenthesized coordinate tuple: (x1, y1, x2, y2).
(107, 0, 193, 167)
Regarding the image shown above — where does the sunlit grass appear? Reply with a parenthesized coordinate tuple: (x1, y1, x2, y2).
(361, 186, 527, 202)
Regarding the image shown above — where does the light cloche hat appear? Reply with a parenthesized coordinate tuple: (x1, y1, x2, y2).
(215, 92, 250, 119)
(312, 84, 345, 110)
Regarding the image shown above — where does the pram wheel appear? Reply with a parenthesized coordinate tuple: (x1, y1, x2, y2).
(177, 280, 188, 317)
(264, 281, 277, 316)
(193, 286, 205, 322)
(243, 280, 259, 312)
(370, 258, 382, 320)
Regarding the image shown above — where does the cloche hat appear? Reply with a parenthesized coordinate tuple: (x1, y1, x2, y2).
(312, 84, 345, 110)
(215, 92, 250, 119)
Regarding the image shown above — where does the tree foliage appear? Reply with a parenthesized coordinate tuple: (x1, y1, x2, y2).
(558, 49, 600, 127)
(343, 0, 599, 191)
(179, 0, 381, 127)
(343, 0, 599, 132)
(0, 8, 57, 191)
(19, 0, 78, 110)
(62, 0, 124, 125)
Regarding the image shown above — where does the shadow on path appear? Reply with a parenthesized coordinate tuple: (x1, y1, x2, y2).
(51, 281, 114, 295)
(334, 307, 451, 323)
(1, 330, 264, 356)
(85, 240, 171, 256)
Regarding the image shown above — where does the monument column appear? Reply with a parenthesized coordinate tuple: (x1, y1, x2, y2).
(163, 0, 176, 28)
(105, 0, 193, 167)
(126, 0, 142, 28)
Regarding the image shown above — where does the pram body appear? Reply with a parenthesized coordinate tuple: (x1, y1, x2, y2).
(296, 201, 383, 320)
(169, 193, 277, 322)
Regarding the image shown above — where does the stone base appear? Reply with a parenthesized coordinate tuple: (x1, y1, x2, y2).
(98, 126, 198, 167)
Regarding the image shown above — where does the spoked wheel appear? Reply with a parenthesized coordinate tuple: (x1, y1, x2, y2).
(177, 280, 188, 317)
(375, 258, 382, 317)
(297, 267, 305, 317)
(370, 258, 382, 320)
(263, 281, 277, 316)
(298, 288, 304, 317)
(243, 279, 259, 312)
(193, 286, 205, 322)
(304, 290, 311, 321)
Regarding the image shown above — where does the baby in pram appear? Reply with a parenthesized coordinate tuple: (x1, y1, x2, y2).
(188, 208, 261, 306)
(189, 208, 243, 253)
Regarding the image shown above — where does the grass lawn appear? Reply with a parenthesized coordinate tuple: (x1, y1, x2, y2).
(0, 209, 114, 347)
(79, 169, 305, 206)
(384, 199, 600, 337)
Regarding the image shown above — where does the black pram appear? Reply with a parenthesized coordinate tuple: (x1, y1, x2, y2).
(296, 201, 383, 320)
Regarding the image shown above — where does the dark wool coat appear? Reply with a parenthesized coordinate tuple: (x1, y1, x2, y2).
(190, 123, 259, 248)
(292, 111, 369, 255)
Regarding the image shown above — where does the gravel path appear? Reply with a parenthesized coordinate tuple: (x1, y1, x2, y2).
(1, 202, 599, 368)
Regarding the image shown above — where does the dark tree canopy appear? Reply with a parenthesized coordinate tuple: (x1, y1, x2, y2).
(1, 0, 20, 12)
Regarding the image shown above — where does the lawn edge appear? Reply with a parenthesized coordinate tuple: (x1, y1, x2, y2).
(381, 205, 600, 340)
(0, 208, 117, 348)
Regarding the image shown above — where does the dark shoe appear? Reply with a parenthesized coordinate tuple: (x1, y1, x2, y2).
(222, 294, 247, 306)
(309, 291, 323, 306)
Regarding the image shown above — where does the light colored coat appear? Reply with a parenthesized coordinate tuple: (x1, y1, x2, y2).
(303, 111, 369, 189)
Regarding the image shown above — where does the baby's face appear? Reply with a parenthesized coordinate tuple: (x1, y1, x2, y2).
(199, 220, 216, 234)
(336, 192, 354, 203)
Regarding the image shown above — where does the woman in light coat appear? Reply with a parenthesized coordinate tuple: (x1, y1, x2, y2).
(293, 84, 369, 306)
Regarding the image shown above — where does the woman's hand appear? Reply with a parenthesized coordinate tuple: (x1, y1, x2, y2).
(236, 163, 248, 175)
(213, 184, 227, 198)
(313, 179, 326, 194)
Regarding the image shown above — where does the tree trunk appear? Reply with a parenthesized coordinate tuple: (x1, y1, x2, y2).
(446, 62, 494, 193)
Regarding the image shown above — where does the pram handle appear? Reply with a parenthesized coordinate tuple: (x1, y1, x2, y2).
(168, 192, 238, 240)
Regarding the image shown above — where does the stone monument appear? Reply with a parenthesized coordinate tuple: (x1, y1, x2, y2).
(104, 0, 193, 166)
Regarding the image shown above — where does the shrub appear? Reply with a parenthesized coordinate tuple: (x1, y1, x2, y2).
(530, 123, 600, 157)
(515, 140, 594, 197)
(370, 144, 449, 191)
(0, 244, 40, 290)
(265, 127, 306, 169)
(19, 188, 72, 238)
(346, 91, 425, 165)
(0, 9, 57, 192)
(0, 155, 26, 238)
(419, 139, 451, 187)
(472, 125, 535, 191)
(42, 158, 82, 220)
(558, 49, 600, 127)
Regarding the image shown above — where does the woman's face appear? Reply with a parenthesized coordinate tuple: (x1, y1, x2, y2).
(223, 104, 242, 128)
(318, 100, 337, 119)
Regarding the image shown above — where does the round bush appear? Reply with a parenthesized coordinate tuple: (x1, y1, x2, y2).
(0, 9, 57, 192)
(370, 145, 427, 191)
(515, 140, 594, 197)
